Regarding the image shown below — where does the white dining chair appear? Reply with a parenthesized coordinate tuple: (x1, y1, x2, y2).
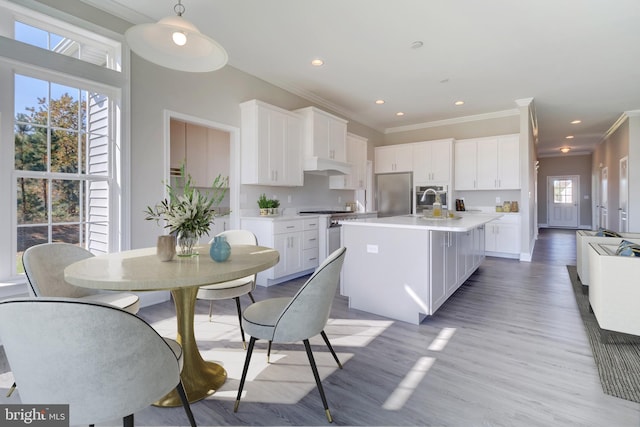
(234, 247, 347, 423)
(0, 297, 196, 427)
(22, 242, 140, 313)
(197, 229, 258, 349)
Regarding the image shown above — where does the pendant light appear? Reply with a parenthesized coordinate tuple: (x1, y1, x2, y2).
(125, 1, 228, 73)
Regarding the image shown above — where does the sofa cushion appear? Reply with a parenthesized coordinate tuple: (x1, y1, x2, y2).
(616, 240, 640, 257)
(596, 229, 622, 237)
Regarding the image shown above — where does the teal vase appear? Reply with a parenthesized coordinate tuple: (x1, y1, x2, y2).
(210, 235, 231, 262)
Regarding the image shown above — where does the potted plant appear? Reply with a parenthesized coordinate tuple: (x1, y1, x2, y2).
(145, 166, 228, 256)
(270, 198, 280, 215)
(257, 193, 270, 216)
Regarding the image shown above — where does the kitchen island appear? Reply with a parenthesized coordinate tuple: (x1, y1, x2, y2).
(340, 213, 500, 324)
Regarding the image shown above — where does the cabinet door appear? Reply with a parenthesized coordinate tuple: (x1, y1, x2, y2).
(412, 142, 430, 183)
(476, 138, 498, 189)
(282, 114, 303, 186)
(430, 139, 451, 183)
(374, 146, 396, 174)
(495, 223, 520, 254)
(430, 231, 447, 312)
(330, 133, 366, 190)
(311, 111, 331, 159)
(454, 140, 477, 190)
(394, 145, 413, 172)
(444, 232, 457, 295)
(273, 233, 289, 277)
(169, 119, 186, 173)
(497, 135, 520, 189)
(328, 118, 347, 161)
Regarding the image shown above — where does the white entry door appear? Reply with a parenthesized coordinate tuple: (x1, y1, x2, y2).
(620, 157, 628, 232)
(600, 167, 609, 229)
(548, 175, 579, 228)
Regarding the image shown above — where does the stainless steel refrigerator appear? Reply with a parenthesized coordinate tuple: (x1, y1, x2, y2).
(375, 172, 413, 217)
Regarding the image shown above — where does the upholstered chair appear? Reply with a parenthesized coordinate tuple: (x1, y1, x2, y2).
(234, 247, 347, 423)
(22, 242, 140, 313)
(197, 229, 258, 348)
(0, 297, 196, 427)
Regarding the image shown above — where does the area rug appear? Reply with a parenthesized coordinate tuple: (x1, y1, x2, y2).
(566, 265, 640, 403)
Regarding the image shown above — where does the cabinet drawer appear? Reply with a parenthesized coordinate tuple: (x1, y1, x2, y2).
(274, 220, 303, 234)
(302, 247, 319, 270)
(303, 230, 319, 249)
(303, 218, 320, 230)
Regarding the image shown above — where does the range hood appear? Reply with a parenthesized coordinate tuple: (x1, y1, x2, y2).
(303, 157, 352, 176)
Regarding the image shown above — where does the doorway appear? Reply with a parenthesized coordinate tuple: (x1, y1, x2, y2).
(164, 110, 240, 235)
(547, 175, 579, 228)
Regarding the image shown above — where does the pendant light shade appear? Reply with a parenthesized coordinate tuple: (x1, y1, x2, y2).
(125, 1, 228, 73)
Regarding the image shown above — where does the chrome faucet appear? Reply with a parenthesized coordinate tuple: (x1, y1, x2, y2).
(420, 188, 440, 203)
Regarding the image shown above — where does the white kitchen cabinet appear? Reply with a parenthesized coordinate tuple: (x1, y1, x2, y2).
(485, 214, 521, 258)
(240, 100, 303, 187)
(413, 139, 453, 185)
(295, 106, 348, 162)
(430, 230, 457, 313)
(453, 140, 477, 190)
(374, 144, 413, 173)
(454, 134, 520, 190)
(241, 217, 319, 286)
(170, 119, 230, 187)
(329, 133, 367, 190)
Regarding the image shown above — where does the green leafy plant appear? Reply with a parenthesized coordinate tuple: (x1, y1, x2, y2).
(270, 199, 280, 209)
(145, 166, 228, 238)
(257, 193, 270, 209)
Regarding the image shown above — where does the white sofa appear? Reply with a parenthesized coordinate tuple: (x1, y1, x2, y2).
(576, 230, 640, 286)
(588, 242, 640, 336)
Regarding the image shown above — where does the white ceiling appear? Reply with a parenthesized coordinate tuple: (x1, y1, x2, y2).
(84, 0, 640, 157)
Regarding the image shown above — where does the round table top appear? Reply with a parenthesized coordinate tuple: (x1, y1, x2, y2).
(64, 244, 279, 292)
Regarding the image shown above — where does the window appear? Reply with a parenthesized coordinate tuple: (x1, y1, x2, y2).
(553, 179, 573, 204)
(1, 2, 127, 281)
(15, 74, 112, 271)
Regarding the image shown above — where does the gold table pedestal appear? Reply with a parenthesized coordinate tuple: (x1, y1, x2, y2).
(154, 286, 227, 407)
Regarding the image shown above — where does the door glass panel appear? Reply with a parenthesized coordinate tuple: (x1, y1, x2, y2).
(553, 179, 573, 204)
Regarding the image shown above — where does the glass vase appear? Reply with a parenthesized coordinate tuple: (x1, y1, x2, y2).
(176, 229, 197, 257)
(209, 235, 231, 262)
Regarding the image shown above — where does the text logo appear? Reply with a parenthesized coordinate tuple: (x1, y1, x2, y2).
(1, 405, 68, 427)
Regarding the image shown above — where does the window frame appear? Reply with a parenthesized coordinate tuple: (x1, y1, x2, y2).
(0, 0, 130, 284)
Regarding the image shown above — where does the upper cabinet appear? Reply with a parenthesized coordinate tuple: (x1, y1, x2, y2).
(374, 144, 413, 173)
(240, 100, 303, 187)
(412, 139, 453, 185)
(170, 119, 230, 187)
(295, 106, 348, 163)
(330, 133, 367, 190)
(454, 134, 520, 190)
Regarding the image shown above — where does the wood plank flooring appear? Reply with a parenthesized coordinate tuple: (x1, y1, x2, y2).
(2, 228, 640, 426)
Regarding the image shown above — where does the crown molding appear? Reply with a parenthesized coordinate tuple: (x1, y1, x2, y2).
(79, 0, 152, 24)
(384, 109, 519, 134)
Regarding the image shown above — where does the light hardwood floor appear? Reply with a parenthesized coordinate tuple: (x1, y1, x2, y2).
(2, 229, 640, 426)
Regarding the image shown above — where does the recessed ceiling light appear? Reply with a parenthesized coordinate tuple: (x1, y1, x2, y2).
(375, 99, 385, 105)
(311, 58, 324, 66)
(571, 120, 582, 124)
(566, 135, 574, 139)
(454, 101, 464, 106)
(560, 147, 571, 153)
(411, 41, 424, 49)
(396, 112, 405, 116)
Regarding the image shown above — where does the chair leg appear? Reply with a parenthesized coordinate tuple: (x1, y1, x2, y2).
(267, 341, 272, 363)
(303, 339, 333, 423)
(176, 380, 197, 427)
(123, 414, 133, 427)
(320, 330, 343, 369)
(235, 336, 257, 413)
(234, 297, 247, 350)
(208, 300, 214, 322)
(6, 382, 16, 397)
(247, 291, 256, 304)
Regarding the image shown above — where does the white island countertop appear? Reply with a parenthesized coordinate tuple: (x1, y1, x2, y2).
(340, 212, 502, 232)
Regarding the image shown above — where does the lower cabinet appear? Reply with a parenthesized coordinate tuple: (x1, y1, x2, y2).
(241, 217, 319, 286)
(485, 214, 521, 258)
(430, 231, 457, 313)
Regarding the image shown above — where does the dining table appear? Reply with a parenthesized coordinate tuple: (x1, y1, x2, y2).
(64, 243, 279, 407)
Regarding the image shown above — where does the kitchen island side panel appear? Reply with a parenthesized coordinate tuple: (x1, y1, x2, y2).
(342, 225, 431, 325)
